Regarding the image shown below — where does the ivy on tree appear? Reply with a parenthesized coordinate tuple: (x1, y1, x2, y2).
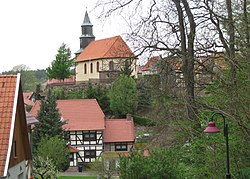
(108, 75, 138, 117)
(46, 43, 73, 81)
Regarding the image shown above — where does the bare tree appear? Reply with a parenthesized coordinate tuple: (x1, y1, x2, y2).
(96, 0, 201, 126)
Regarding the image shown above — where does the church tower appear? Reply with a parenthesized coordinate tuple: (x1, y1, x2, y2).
(75, 10, 95, 56)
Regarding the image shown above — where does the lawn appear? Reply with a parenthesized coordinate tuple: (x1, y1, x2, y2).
(58, 176, 96, 179)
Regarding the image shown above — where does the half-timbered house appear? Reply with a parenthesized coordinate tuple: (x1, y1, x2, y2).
(30, 99, 105, 169)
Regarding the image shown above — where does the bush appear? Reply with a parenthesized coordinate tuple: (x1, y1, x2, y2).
(119, 148, 181, 179)
(133, 115, 155, 126)
(35, 136, 70, 172)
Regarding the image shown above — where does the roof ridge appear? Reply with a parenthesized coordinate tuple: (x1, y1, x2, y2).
(102, 36, 120, 58)
(56, 99, 97, 101)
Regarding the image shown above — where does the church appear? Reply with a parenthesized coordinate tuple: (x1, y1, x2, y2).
(74, 11, 137, 83)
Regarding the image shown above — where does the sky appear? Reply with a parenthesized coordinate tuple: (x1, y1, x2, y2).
(0, 0, 127, 73)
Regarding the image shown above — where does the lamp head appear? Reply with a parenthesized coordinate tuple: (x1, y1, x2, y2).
(204, 122, 220, 133)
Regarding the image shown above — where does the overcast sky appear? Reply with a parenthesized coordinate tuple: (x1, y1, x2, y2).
(0, 0, 127, 73)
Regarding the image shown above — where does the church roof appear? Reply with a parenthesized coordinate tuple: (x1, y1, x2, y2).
(75, 36, 135, 62)
(82, 11, 92, 26)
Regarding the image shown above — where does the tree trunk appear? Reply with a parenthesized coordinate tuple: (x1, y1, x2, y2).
(173, 0, 198, 129)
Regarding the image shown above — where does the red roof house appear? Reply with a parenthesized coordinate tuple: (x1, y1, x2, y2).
(30, 99, 105, 131)
(104, 119, 135, 143)
(141, 56, 160, 75)
(0, 74, 32, 178)
(23, 92, 35, 107)
(30, 98, 135, 169)
(42, 76, 76, 88)
(74, 35, 137, 82)
(75, 36, 135, 62)
(30, 99, 105, 168)
(103, 116, 135, 153)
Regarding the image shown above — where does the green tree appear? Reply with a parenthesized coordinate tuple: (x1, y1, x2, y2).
(33, 156, 58, 179)
(119, 148, 181, 179)
(89, 155, 119, 179)
(120, 59, 133, 77)
(2, 64, 39, 91)
(46, 43, 73, 81)
(32, 89, 66, 150)
(34, 136, 69, 172)
(108, 75, 138, 117)
(84, 83, 110, 113)
(34, 84, 41, 100)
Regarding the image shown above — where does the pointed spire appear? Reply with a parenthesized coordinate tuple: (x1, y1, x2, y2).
(82, 10, 92, 25)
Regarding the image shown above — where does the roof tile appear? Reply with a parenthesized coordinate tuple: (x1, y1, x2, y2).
(30, 99, 105, 131)
(75, 36, 135, 62)
(0, 75, 17, 176)
(104, 119, 135, 143)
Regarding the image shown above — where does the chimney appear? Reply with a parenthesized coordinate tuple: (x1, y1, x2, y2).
(126, 113, 132, 120)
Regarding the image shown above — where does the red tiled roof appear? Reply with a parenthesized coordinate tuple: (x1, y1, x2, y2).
(30, 99, 105, 131)
(23, 92, 35, 106)
(43, 76, 76, 86)
(142, 56, 159, 71)
(75, 36, 135, 62)
(23, 92, 32, 100)
(0, 75, 17, 176)
(104, 119, 135, 143)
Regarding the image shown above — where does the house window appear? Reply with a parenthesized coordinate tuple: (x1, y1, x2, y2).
(83, 132, 96, 141)
(84, 64, 87, 74)
(109, 61, 114, 71)
(13, 140, 17, 158)
(96, 62, 99, 72)
(90, 63, 93, 73)
(115, 143, 127, 151)
(84, 150, 96, 158)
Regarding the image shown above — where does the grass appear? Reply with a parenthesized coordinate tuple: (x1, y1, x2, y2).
(58, 176, 96, 179)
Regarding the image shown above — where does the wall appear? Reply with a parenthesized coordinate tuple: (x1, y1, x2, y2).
(75, 58, 137, 82)
(7, 161, 26, 179)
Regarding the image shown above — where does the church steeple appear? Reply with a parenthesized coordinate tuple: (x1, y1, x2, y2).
(83, 11, 92, 25)
(75, 10, 95, 56)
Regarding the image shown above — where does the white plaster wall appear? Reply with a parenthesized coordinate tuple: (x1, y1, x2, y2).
(7, 160, 27, 179)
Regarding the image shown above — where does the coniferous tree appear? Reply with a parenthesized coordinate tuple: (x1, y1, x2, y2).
(84, 83, 110, 113)
(120, 59, 133, 77)
(34, 84, 41, 101)
(32, 89, 66, 150)
(46, 43, 73, 81)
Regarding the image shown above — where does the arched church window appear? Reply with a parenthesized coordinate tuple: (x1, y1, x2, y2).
(96, 62, 99, 72)
(84, 64, 87, 74)
(109, 61, 114, 71)
(90, 63, 93, 73)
